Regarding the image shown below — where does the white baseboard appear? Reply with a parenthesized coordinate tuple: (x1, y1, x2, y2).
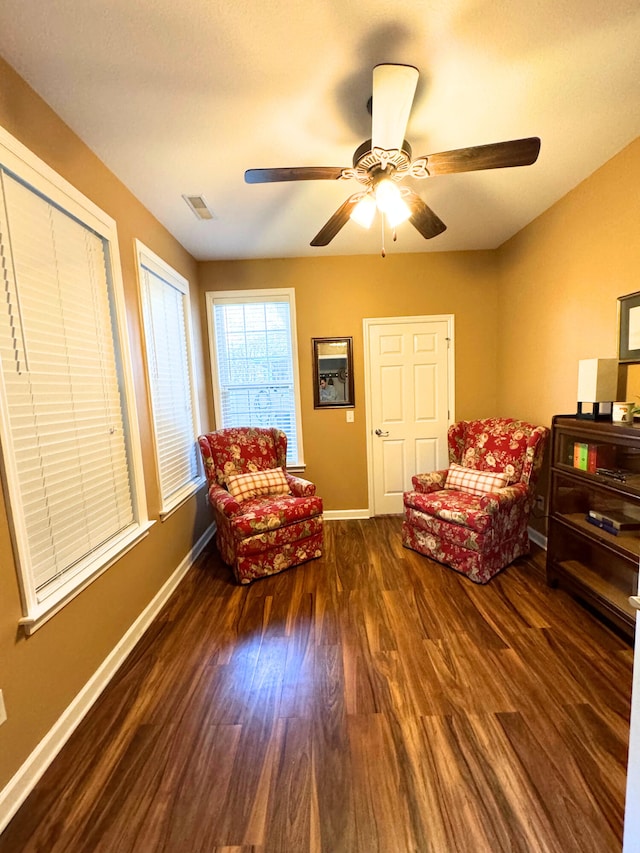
(323, 509, 371, 520)
(0, 523, 215, 835)
(528, 526, 548, 550)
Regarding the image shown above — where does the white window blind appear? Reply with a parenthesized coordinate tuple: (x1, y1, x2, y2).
(208, 290, 303, 467)
(137, 243, 201, 515)
(0, 131, 148, 629)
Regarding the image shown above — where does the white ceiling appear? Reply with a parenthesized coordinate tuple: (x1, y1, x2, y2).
(1, 0, 639, 261)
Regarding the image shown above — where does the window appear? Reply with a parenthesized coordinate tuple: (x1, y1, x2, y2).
(206, 289, 304, 467)
(0, 126, 149, 632)
(136, 241, 202, 516)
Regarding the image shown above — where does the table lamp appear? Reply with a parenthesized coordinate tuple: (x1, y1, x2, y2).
(577, 358, 618, 420)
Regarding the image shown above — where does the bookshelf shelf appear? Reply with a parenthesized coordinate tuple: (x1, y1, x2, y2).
(557, 559, 636, 620)
(547, 415, 640, 639)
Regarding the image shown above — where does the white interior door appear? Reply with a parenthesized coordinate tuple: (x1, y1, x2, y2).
(364, 315, 454, 516)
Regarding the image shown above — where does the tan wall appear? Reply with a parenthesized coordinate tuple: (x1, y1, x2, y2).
(497, 136, 640, 423)
(198, 251, 500, 510)
(496, 136, 640, 524)
(0, 58, 211, 791)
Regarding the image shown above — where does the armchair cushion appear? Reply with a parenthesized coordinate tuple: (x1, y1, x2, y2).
(444, 462, 509, 496)
(404, 483, 528, 536)
(229, 493, 323, 538)
(227, 467, 290, 502)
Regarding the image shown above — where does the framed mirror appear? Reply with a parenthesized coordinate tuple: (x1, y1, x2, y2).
(312, 337, 354, 408)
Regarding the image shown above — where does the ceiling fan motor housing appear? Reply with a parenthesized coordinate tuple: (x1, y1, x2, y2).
(351, 139, 413, 186)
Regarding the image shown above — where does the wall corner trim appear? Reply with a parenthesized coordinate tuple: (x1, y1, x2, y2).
(0, 522, 216, 835)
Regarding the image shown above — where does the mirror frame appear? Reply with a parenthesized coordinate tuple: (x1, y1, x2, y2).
(312, 336, 355, 409)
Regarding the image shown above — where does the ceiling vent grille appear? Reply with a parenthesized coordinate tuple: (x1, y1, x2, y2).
(182, 194, 216, 220)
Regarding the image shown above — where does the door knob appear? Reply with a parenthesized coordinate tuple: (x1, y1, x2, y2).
(375, 428, 390, 437)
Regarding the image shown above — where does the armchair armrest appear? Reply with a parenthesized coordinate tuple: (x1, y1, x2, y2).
(412, 470, 448, 493)
(208, 483, 241, 518)
(478, 482, 528, 513)
(286, 472, 317, 497)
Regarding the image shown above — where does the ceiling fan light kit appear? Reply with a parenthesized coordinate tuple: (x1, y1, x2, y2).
(244, 63, 541, 255)
(349, 180, 411, 231)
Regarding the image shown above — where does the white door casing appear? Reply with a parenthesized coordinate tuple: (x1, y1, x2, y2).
(364, 315, 454, 516)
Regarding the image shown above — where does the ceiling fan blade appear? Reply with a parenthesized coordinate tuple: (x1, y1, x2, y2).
(419, 137, 541, 176)
(371, 64, 419, 152)
(245, 166, 344, 183)
(405, 190, 447, 239)
(310, 195, 360, 246)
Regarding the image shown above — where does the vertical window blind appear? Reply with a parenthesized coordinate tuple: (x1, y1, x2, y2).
(210, 292, 302, 466)
(0, 161, 145, 617)
(138, 247, 201, 514)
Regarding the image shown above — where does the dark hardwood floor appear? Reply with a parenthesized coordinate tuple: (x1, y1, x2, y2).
(0, 518, 633, 852)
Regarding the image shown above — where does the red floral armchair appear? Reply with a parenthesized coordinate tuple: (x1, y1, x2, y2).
(198, 427, 323, 584)
(402, 418, 549, 583)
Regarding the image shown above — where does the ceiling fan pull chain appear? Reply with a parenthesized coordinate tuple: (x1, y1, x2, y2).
(381, 216, 386, 258)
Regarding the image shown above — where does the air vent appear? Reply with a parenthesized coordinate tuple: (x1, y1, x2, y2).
(182, 194, 216, 221)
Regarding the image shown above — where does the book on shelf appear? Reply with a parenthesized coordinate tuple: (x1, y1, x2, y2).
(587, 443, 616, 473)
(573, 442, 589, 471)
(587, 509, 640, 531)
(585, 515, 619, 536)
(571, 441, 616, 472)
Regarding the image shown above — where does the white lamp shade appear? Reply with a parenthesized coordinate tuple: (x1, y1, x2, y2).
(577, 358, 618, 402)
(350, 195, 376, 229)
(385, 195, 411, 227)
(375, 180, 411, 227)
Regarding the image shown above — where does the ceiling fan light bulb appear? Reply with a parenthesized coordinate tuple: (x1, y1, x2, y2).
(386, 196, 411, 227)
(375, 180, 410, 226)
(375, 179, 400, 213)
(350, 195, 376, 228)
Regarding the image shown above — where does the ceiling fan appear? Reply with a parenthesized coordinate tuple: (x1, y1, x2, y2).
(244, 64, 541, 251)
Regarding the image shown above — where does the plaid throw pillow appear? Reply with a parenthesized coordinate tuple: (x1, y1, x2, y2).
(227, 467, 291, 502)
(444, 462, 509, 496)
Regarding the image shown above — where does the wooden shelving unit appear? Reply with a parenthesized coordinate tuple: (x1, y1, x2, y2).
(547, 415, 640, 639)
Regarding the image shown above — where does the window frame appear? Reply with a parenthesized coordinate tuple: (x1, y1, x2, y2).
(0, 124, 151, 634)
(135, 240, 204, 518)
(205, 288, 305, 469)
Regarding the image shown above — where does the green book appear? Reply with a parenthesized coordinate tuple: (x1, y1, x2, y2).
(573, 442, 589, 470)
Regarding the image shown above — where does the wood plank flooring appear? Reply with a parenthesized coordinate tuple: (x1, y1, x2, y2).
(0, 518, 633, 852)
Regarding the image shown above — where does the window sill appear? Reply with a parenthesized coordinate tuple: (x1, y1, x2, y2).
(159, 477, 206, 521)
(19, 520, 155, 636)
